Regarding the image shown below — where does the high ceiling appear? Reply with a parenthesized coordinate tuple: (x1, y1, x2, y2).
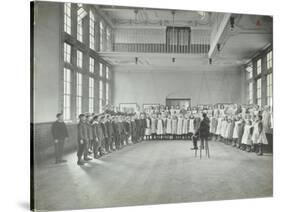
(99, 5, 212, 29)
(97, 5, 273, 71)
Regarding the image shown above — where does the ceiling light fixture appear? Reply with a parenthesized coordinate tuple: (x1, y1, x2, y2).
(230, 17, 235, 30)
(134, 9, 138, 65)
(217, 43, 221, 52)
(172, 10, 176, 63)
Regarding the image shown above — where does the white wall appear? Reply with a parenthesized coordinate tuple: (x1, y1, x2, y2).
(113, 68, 243, 107)
(33, 2, 61, 123)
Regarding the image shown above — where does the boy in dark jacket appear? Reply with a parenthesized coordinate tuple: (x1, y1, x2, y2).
(77, 114, 89, 165)
(51, 113, 69, 164)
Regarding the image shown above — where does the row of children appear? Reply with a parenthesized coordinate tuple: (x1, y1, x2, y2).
(209, 105, 272, 156)
(76, 112, 147, 165)
(143, 113, 201, 140)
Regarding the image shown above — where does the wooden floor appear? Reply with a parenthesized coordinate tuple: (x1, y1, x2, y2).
(34, 140, 273, 211)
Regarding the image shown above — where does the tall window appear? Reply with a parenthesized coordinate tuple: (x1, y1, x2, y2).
(77, 6, 87, 42)
(64, 43, 71, 63)
(64, 3, 71, 34)
(77, 50, 83, 68)
(99, 63, 103, 77)
(76, 73, 82, 117)
(89, 77, 94, 113)
(248, 82, 253, 104)
(257, 59, 262, 75)
(99, 80, 103, 113)
(256, 78, 262, 106)
(106, 82, 109, 105)
(267, 73, 273, 107)
(246, 64, 253, 79)
(106, 27, 111, 51)
(89, 57, 95, 73)
(106, 66, 109, 79)
(89, 11, 95, 50)
(63, 68, 71, 120)
(267, 51, 272, 70)
(100, 22, 104, 51)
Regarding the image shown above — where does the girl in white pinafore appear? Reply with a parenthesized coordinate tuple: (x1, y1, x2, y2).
(171, 115, 178, 140)
(241, 120, 253, 152)
(162, 115, 167, 140)
(156, 114, 164, 140)
(188, 115, 195, 136)
(151, 114, 157, 140)
(216, 117, 223, 141)
(166, 115, 172, 140)
(176, 114, 184, 139)
(220, 117, 228, 143)
(232, 117, 240, 146)
(256, 116, 268, 156)
(223, 118, 231, 144)
(182, 114, 189, 140)
(145, 116, 152, 140)
(251, 116, 260, 152)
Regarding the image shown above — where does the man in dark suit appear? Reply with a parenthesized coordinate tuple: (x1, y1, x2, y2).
(199, 113, 210, 150)
(51, 113, 69, 164)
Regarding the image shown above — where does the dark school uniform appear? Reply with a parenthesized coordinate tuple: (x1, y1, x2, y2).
(51, 120, 69, 163)
(77, 121, 88, 161)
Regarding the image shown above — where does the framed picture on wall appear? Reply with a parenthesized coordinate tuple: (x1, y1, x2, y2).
(119, 103, 138, 113)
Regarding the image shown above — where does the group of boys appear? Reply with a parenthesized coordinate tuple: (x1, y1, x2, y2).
(76, 111, 146, 165)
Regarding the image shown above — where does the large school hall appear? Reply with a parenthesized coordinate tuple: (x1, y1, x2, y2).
(32, 2, 273, 211)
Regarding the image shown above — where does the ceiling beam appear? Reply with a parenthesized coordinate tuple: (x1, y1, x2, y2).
(208, 13, 231, 59)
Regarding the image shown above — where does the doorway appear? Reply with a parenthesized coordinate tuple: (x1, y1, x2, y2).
(166, 98, 191, 109)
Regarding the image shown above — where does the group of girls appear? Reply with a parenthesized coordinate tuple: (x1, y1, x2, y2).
(143, 112, 202, 141)
(210, 105, 271, 156)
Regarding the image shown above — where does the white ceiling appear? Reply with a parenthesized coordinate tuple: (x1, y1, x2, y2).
(97, 5, 273, 71)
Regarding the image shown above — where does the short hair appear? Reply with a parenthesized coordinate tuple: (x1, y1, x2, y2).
(79, 114, 85, 119)
(56, 113, 62, 118)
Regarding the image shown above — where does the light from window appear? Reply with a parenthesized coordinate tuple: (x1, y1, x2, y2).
(99, 80, 103, 113)
(99, 63, 103, 77)
(64, 3, 71, 34)
(77, 6, 87, 42)
(76, 73, 82, 117)
(77, 50, 83, 68)
(266, 51, 272, 70)
(248, 82, 253, 104)
(257, 59, 262, 75)
(106, 66, 109, 79)
(89, 11, 95, 50)
(106, 27, 111, 51)
(100, 22, 103, 51)
(89, 77, 94, 113)
(63, 68, 71, 120)
(89, 57, 95, 73)
(267, 73, 273, 107)
(64, 43, 71, 63)
(257, 78, 262, 106)
(106, 82, 109, 105)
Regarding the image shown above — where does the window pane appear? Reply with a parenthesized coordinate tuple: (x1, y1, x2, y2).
(257, 59, 261, 75)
